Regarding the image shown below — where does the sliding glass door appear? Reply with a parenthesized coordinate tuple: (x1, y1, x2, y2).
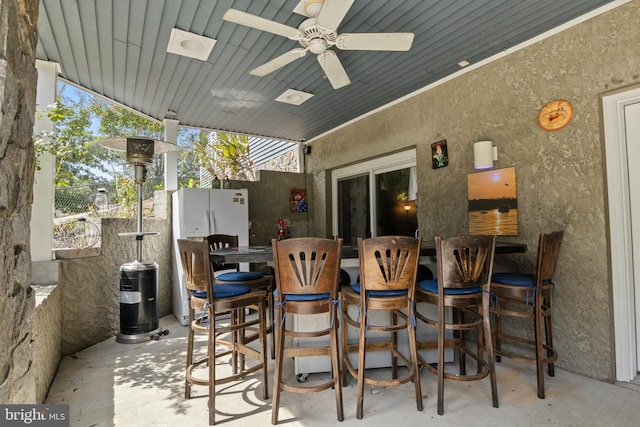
(332, 149, 417, 245)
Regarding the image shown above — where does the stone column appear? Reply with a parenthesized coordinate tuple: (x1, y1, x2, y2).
(0, 0, 39, 403)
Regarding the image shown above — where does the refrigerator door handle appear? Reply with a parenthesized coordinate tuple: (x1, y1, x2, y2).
(208, 210, 216, 234)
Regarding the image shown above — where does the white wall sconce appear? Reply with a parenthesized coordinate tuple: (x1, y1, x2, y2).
(474, 140, 498, 169)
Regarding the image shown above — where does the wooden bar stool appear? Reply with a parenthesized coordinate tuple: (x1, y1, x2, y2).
(491, 230, 563, 399)
(341, 235, 423, 419)
(415, 234, 498, 415)
(270, 237, 344, 424)
(207, 234, 276, 359)
(177, 238, 268, 425)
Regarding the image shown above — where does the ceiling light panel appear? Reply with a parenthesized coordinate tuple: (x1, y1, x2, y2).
(275, 89, 315, 105)
(166, 28, 216, 61)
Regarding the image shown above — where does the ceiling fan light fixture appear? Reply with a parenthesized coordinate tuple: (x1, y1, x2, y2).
(166, 28, 216, 61)
(308, 38, 327, 54)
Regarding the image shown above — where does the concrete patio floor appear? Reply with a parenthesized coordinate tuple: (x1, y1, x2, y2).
(45, 315, 640, 426)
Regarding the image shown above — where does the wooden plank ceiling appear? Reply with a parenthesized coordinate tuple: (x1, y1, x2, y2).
(36, 0, 619, 143)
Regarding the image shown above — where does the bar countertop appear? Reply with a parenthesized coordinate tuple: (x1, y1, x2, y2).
(211, 240, 527, 264)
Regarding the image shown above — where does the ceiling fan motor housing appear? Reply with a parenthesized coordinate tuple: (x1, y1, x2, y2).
(298, 17, 337, 54)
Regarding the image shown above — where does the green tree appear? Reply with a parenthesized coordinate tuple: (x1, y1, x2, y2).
(35, 83, 256, 217)
(34, 92, 109, 187)
(193, 132, 255, 182)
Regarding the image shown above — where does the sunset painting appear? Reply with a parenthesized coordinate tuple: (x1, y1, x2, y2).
(467, 166, 518, 236)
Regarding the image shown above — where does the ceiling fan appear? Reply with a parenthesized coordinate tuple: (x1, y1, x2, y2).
(222, 0, 414, 89)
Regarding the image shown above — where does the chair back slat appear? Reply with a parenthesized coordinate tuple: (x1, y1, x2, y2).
(272, 238, 343, 296)
(177, 239, 211, 294)
(438, 235, 496, 289)
(358, 236, 421, 292)
(207, 234, 240, 272)
(536, 230, 564, 283)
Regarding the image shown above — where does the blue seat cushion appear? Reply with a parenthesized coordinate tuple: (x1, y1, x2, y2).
(217, 271, 264, 281)
(190, 290, 208, 299)
(273, 289, 330, 301)
(190, 283, 252, 300)
(214, 283, 251, 298)
(492, 273, 553, 287)
(492, 273, 535, 287)
(350, 283, 408, 297)
(417, 279, 482, 295)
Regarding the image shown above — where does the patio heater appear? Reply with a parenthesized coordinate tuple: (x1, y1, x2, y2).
(99, 137, 179, 344)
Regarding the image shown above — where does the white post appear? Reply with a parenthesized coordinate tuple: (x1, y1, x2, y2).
(163, 119, 179, 191)
(31, 60, 60, 262)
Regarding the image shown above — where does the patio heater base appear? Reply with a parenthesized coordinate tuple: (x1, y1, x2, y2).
(116, 328, 168, 344)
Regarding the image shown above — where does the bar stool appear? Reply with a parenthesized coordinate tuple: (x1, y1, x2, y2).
(207, 234, 276, 359)
(270, 237, 344, 424)
(415, 234, 498, 415)
(177, 238, 268, 425)
(491, 230, 563, 399)
(341, 235, 423, 419)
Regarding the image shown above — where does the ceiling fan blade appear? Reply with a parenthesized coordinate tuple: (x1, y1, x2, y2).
(336, 33, 415, 51)
(250, 48, 307, 77)
(316, 0, 355, 30)
(317, 50, 351, 89)
(223, 8, 300, 39)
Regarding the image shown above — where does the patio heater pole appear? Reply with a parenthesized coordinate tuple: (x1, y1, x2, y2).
(98, 137, 179, 344)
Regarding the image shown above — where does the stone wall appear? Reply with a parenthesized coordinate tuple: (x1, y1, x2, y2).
(0, 0, 39, 403)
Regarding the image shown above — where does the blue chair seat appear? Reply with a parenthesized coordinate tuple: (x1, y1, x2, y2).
(492, 272, 535, 286)
(217, 271, 264, 281)
(273, 289, 330, 301)
(190, 283, 252, 300)
(350, 283, 408, 297)
(190, 290, 208, 299)
(492, 272, 553, 287)
(417, 279, 481, 295)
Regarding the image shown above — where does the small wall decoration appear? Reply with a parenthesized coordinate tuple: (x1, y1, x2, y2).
(431, 139, 449, 169)
(538, 99, 573, 131)
(290, 189, 308, 213)
(467, 166, 518, 236)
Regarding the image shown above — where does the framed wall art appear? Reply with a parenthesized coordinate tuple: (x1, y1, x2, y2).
(467, 166, 518, 236)
(290, 189, 308, 213)
(431, 139, 449, 169)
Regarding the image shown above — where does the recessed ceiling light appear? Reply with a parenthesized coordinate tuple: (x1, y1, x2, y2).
(166, 28, 216, 61)
(275, 89, 314, 105)
(458, 60, 470, 68)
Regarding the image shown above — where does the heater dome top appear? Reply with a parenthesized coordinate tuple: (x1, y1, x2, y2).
(98, 137, 179, 155)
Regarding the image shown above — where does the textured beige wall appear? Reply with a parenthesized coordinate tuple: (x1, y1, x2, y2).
(33, 285, 62, 403)
(307, 1, 640, 381)
(59, 218, 172, 355)
(237, 170, 315, 245)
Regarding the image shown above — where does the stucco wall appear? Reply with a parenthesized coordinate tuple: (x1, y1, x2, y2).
(33, 284, 62, 403)
(58, 218, 172, 355)
(307, 1, 640, 381)
(236, 170, 315, 245)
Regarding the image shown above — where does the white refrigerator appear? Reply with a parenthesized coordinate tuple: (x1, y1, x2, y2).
(172, 188, 250, 325)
